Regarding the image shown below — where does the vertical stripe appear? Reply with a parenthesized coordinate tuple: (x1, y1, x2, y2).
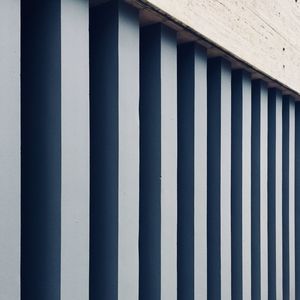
(207, 57, 231, 300)
(289, 100, 295, 300)
(220, 59, 232, 300)
(295, 102, 300, 300)
(241, 72, 252, 300)
(268, 89, 283, 300)
(268, 89, 277, 300)
(90, 2, 139, 299)
(177, 43, 196, 300)
(0, 0, 20, 298)
(90, 3, 118, 298)
(118, 3, 139, 299)
(177, 43, 207, 300)
(231, 70, 252, 300)
(61, 0, 89, 299)
(260, 83, 269, 300)
(140, 24, 177, 300)
(252, 80, 269, 300)
(276, 91, 283, 300)
(282, 96, 290, 300)
(194, 45, 208, 300)
(231, 71, 244, 300)
(21, 1, 61, 299)
(140, 24, 162, 300)
(160, 27, 177, 300)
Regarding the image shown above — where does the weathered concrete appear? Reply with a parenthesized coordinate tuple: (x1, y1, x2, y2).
(136, 0, 300, 96)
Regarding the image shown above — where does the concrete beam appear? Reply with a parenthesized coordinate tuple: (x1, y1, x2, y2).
(134, 0, 300, 97)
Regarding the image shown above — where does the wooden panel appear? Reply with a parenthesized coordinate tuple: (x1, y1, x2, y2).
(138, 0, 300, 96)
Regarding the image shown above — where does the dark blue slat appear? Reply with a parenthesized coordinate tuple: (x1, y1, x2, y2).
(89, 3, 119, 300)
(268, 88, 277, 300)
(139, 24, 163, 300)
(251, 80, 263, 300)
(282, 96, 291, 300)
(295, 102, 300, 300)
(21, 0, 61, 299)
(177, 43, 196, 300)
(231, 70, 244, 300)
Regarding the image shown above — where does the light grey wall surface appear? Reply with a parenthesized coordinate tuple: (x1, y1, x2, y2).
(276, 93, 283, 300)
(220, 61, 232, 300)
(61, 0, 90, 299)
(160, 26, 177, 300)
(118, 3, 139, 299)
(0, 0, 20, 299)
(194, 46, 207, 299)
(289, 101, 296, 300)
(260, 84, 269, 300)
(242, 73, 252, 300)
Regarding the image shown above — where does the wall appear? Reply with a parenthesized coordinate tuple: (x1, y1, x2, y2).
(138, 0, 300, 96)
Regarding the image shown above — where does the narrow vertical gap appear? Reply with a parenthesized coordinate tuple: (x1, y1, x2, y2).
(89, 2, 119, 300)
(231, 70, 243, 300)
(294, 102, 300, 299)
(177, 43, 195, 300)
(282, 96, 290, 300)
(21, 0, 61, 299)
(268, 88, 277, 300)
(139, 24, 162, 300)
(251, 80, 262, 300)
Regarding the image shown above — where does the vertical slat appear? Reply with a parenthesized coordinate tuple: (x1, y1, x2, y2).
(231, 70, 251, 300)
(90, 2, 139, 300)
(139, 24, 161, 300)
(295, 102, 300, 299)
(177, 43, 207, 300)
(268, 89, 283, 300)
(289, 100, 295, 300)
(282, 96, 290, 300)
(276, 91, 283, 300)
(0, 0, 20, 298)
(61, 0, 89, 299)
(207, 57, 231, 300)
(251, 80, 268, 300)
(118, 3, 139, 299)
(140, 24, 177, 300)
(21, 1, 61, 299)
(260, 83, 269, 300)
(160, 27, 177, 300)
(241, 72, 252, 300)
(194, 46, 208, 300)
